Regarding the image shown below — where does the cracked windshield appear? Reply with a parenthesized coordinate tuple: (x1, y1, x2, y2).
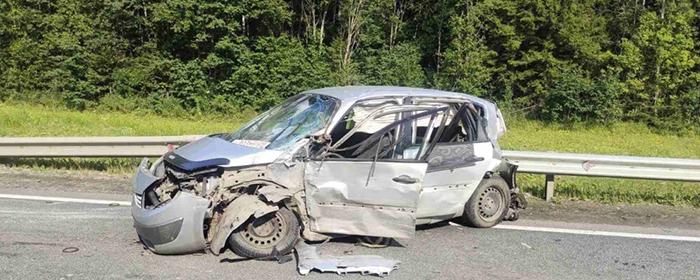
(226, 94, 337, 150)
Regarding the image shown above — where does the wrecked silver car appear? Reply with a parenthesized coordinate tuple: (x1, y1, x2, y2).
(131, 86, 526, 257)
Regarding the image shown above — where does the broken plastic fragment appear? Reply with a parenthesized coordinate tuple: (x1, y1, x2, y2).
(295, 242, 400, 276)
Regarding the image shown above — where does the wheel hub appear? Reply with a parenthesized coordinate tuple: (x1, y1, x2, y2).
(478, 186, 503, 220)
(251, 219, 276, 237)
(242, 212, 287, 248)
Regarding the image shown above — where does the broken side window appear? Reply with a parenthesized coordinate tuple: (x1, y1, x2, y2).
(418, 102, 489, 171)
(328, 98, 401, 159)
(326, 104, 449, 161)
(411, 101, 490, 144)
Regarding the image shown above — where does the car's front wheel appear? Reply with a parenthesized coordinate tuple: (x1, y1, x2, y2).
(227, 207, 300, 258)
(461, 176, 511, 228)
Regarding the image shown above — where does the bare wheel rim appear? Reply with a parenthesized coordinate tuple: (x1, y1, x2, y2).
(240, 211, 289, 249)
(477, 186, 505, 222)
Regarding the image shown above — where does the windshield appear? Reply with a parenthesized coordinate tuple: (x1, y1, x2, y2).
(225, 94, 338, 150)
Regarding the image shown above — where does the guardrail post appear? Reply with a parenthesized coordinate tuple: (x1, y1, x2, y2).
(545, 174, 555, 202)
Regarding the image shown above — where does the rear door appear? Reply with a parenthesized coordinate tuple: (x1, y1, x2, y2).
(304, 106, 448, 238)
(416, 103, 495, 219)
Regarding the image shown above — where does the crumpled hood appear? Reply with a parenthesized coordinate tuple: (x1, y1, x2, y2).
(164, 136, 283, 171)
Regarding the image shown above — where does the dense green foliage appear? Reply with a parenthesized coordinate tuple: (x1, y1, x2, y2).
(1, 0, 699, 129)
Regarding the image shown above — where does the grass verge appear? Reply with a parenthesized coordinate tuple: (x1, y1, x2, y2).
(500, 117, 700, 158)
(0, 103, 698, 206)
(0, 103, 245, 136)
(518, 174, 700, 207)
(499, 117, 699, 207)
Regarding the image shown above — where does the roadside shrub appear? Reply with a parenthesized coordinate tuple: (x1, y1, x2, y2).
(220, 36, 333, 110)
(646, 87, 700, 134)
(359, 43, 427, 87)
(540, 68, 622, 124)
(146, 95, 190, 118)
(95, 93, 142, 113)
(111, 54, 176, 100)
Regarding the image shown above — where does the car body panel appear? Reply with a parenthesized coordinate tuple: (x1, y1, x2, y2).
(133, 158, 160, 195)
(208, 194, 278, 255)
(417, 142, 498, 222)
(305, 160, 427, 238)
(131, 190, 209, 255)
(168, 136, 283, 170)
(303, 86, 505, 142)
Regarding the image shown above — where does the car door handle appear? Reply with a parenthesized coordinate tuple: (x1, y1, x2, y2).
(393, 175, 419, 184)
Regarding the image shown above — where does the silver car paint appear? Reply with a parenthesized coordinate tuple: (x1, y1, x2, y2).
(174, 136, 283, 168)
(133, 158, 159, 195)
(208, 194, 279, 255)
(304, 86, 504, 141)
(417, 142, 499, 223)
(304, 160, 427, 238)
(295, 242, 400, 276)
(131, 186, 209, 255)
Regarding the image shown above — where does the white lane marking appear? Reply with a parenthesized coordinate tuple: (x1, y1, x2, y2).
(493, 224, 700, 242)
(0, 194, 131, 206)
(2, 194, 699, 242)
(0, 210, 132, 219)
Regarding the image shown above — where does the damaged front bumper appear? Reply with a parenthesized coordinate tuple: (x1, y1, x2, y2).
(131, 159, 209, 255)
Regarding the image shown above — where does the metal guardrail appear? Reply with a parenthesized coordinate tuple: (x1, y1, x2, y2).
(0, 135, 203, 157)
(1, 136, 699, 201)
(502, 151, 700, 181)
(502, 150, 700, 201)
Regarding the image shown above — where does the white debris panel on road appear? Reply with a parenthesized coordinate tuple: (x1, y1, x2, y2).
(295, 241, 400, 276)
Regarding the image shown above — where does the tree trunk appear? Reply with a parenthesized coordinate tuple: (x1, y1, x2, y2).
(341, 0, 365, 72)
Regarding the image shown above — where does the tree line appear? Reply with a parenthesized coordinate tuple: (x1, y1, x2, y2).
(1, 0, 698, 129)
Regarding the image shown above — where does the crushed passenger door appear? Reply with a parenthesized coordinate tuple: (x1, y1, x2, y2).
(304, 159, 427, 238)
(304, 107, 448, 238)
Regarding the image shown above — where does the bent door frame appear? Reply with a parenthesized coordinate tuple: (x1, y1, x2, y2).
(304, 106, 449, 238)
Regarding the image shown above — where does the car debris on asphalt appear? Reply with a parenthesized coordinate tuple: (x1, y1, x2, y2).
(294, 241, 400, 276)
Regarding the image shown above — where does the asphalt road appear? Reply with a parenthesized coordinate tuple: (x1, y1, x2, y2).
(0, 166, 699, 279)
(1, 196, 699, 280)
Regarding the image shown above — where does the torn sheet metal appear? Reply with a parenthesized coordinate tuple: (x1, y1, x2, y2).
(295, 242, 400, 276)
(133, 158, 161, 195)
(304, 160, 424, 238)
(265, 162, 306, 192)
(257, 185, 292, 203)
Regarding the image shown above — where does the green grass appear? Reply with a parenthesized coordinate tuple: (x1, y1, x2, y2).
(0, 103, 698, 206)
(0, 103, 252, 173)
(499, 117, 700, 207)
(500, 117, 700, 158)
(0, 103, 246, 136)
(518, 174, 700, 207)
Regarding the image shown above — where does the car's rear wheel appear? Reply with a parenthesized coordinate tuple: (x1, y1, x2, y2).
(228, 207, 299, 258)
(461, 176, 511, 228)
